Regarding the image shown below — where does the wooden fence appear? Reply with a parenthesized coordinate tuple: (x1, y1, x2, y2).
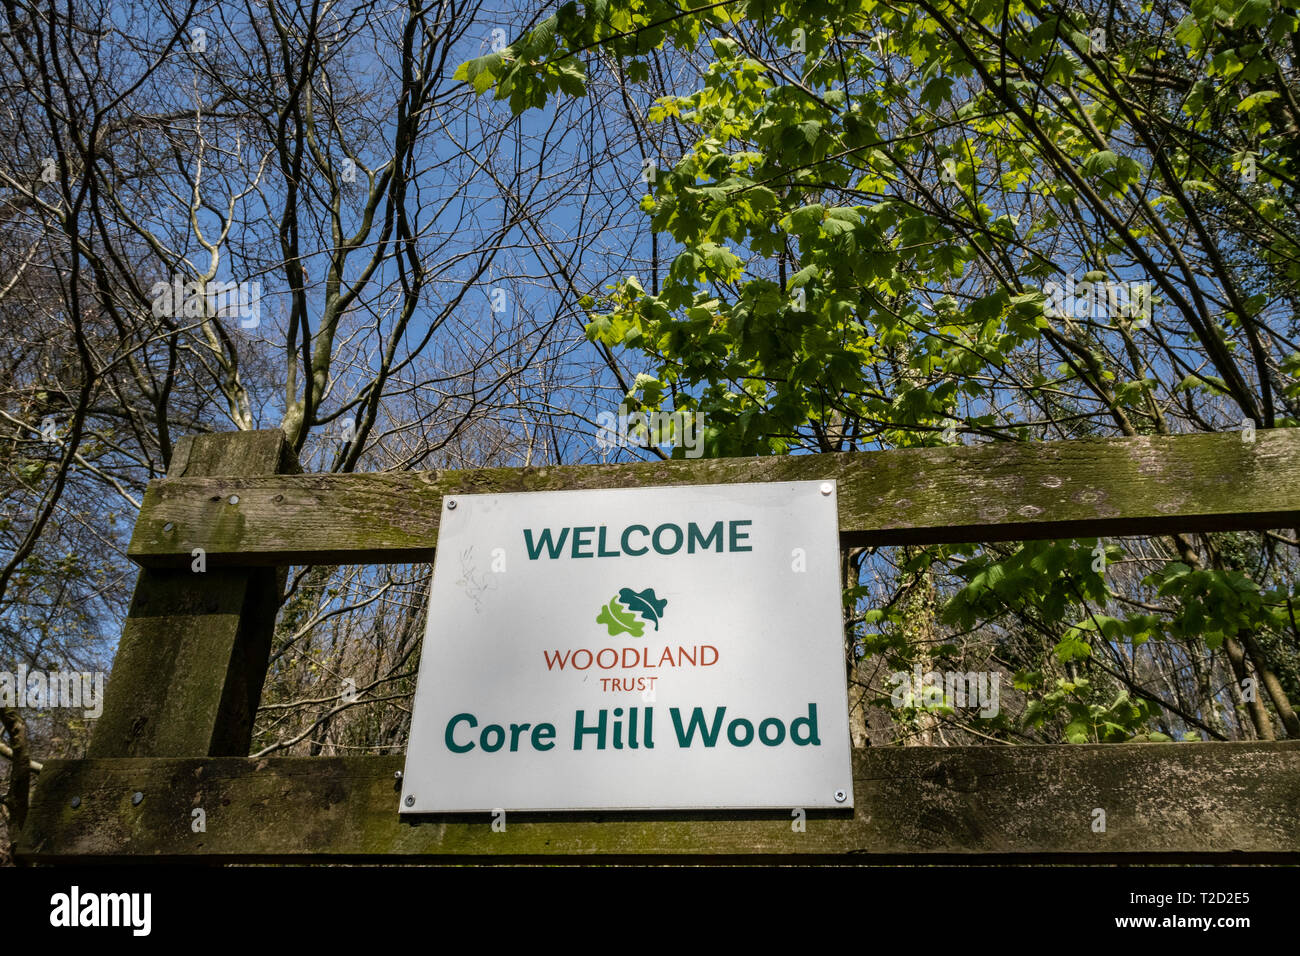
(16, 428, 1300, 862)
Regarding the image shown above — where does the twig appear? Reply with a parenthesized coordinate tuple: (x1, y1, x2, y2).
(0, 741, 42, 774)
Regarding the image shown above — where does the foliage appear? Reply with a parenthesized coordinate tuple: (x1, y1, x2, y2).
(467, 0, 1300, 744)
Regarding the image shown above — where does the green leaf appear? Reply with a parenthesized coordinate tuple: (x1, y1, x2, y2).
(1055, 632, 1093, 662)
(618, 587, 668, 630)
(455, 53, 506, 95)
(787, 203, 826, 234)
(1081, 150, 1118, 177)
(597, 597, 645, 637)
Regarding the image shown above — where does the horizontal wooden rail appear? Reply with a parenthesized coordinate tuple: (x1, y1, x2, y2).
(128, 430, 1300, 567)
(18, 743, 1300, 862)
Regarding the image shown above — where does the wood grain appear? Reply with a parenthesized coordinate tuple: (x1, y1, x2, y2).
(88, 431, 296, 758)
(19, 743, 1300, 862)
(127, 429, 1300, 567)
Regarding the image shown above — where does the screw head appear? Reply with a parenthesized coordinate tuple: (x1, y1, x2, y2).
(404, 795, 415, 807)
(834, 789, 848, 803)
(228, 494, 239, 505)
(132, 791, 144, 806)
(820, 482, 834, 496)
(70, 796, 81, 809)
(446, 499, 456, 510)
(394, 770, 403, 780)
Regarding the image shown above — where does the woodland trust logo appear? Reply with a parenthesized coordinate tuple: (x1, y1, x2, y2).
(597, 587, 667, 637)
(544, 585, 712, 693)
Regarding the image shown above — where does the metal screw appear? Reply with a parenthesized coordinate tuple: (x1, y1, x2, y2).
(132, 791, 144, 806)
(228, 494, 239, 505)
(404, 795, 415, 807)
(446, 499, 456, 510)
(394, 771, 403, 781)
(834, 789, 847, 803)
(820, 482, 834, 496)
(70, 796, 81, 809)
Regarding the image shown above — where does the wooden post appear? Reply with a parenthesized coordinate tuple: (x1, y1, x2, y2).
(87, 430, 297, 758)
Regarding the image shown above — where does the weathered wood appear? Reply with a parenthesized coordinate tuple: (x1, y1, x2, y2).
(29, 427, 1300, 865)
(126, 430, 1300, 568)
(19, 743, 1300, 862)
(87, 430, 297, 758)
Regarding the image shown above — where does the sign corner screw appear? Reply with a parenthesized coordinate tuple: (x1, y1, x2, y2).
(820, 482, 834, 496)
(446, 499, 456, 510)
(394, 770, 403, 780)
(404, 795, 415, 807)
(834, 789, 847, 803)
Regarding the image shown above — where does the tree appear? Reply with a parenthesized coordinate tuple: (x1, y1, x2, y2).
(463, 0, 1300, 744)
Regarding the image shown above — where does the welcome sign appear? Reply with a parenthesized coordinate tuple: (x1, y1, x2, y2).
(399, 480, 854, 812)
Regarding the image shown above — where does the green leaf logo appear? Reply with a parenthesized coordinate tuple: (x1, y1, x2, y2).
(618, 587, 667, 629)
(597, 587, 668, 637)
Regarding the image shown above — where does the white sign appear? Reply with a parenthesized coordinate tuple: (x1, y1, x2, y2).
(399, 480, 854, 812)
